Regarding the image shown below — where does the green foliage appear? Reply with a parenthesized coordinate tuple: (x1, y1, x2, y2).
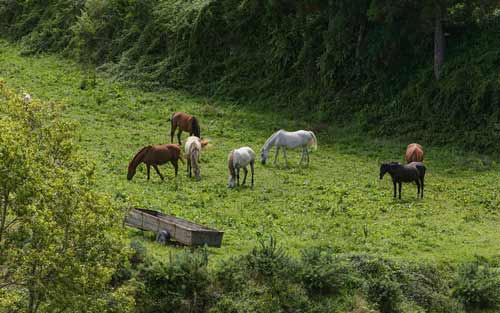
(299, 247, 357, 295)
(0, 82, 132, 313)
(1, 1, 499, 152)
(453, 258, 500, 311)
(137, 248, 211, 313)
(1, 40, 499, 312)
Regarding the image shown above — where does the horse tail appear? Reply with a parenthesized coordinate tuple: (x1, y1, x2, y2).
(308, 131, 318, 151)
(191, 116, 200, 138)
(228, 151, 236, 176)
(177, 146, 185, 164)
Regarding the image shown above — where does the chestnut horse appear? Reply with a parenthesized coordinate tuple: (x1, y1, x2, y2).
(405, 143, 424, 163)
(127, 144, 183, 181)
(170, 112, 201, 145)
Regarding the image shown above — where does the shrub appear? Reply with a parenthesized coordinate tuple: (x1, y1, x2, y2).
(453, 258, 500, 311)
(137, 248, 211, 313)
(299, 247, 358, 295)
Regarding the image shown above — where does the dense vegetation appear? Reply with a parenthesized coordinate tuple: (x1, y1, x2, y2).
(1, 0, 500, 312)
(1, 41, 500, 312)
(1, 0, 499, 152)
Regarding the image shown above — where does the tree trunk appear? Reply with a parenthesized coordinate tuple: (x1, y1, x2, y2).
(434, 5, 445, 80)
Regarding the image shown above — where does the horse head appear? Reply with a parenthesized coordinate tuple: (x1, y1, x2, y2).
(127, 164, 136, 180)
(379, 162, 400, 179)
(260, 150, 268, 165)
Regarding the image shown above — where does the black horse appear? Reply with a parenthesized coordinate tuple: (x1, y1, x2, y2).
(379, 162, 426, 199)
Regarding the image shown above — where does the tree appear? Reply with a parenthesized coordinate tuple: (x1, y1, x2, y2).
(0, 81, 134, 313)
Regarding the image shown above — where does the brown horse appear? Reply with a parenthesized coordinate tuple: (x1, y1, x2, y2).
(405, 143, 424, 163)
(127, 144, 183, 181)
(170, 112, 201, 145)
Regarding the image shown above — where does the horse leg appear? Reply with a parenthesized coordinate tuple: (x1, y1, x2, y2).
(171, 160, 178, 176)
(242, 167, 248, 185)
(306, 148, 310, 164)
(416, 180, 420, 198)
(398, 182, 402, 199)
(421, 177, 424, 199)
(282, 147, 288, 168)
(274, 147, 280, 165)
(170, 124, 176, 143)
(250, 161, 254, 187)
(299, 148, 304, 165)
(236, 167, 240, 186)
(187, 157, 191, 177)
(153, 165, 164, 180)
(147, 165, 151, 180)
(177, 130, 182, 145)
(393, 181, 396, 198)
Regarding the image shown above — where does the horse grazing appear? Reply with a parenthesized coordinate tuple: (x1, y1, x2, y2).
(184, 136, 208, 180)
(170, 112, 201, 145)
(127, 144, 183, 181)
(379, 162, 426, 199)
(228, 147, 255, 188)
(406, 143, 424, 163)
(260, 130, 317, 167)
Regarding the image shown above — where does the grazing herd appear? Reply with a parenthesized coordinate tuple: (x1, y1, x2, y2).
(127, 111, 427, 199)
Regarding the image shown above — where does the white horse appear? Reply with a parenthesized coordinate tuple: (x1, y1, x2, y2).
(260, 130, 317, 167)
(228, 147, 255, 188)
(184, 136, 207, 180)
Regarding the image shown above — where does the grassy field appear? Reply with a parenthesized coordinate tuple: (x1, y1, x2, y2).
(1, 40, 499, 264)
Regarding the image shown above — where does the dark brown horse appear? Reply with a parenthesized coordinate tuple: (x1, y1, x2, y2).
(170, 112, 201, 145)
(127, 144, 183, 181)
(405, 143, 424, 163)
(379, 162, 426, 199)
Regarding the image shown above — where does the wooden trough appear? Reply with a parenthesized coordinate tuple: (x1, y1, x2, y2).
(124, 208, 224, 247)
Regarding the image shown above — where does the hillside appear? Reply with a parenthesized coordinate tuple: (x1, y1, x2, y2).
(1, 0, 499, 152)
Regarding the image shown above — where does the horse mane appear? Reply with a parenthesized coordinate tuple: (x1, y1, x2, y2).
(191, 147, 200, 169)
(262, 130, 282, 152)
(191, 116, 200, 138)
(129, 146, 150, 171)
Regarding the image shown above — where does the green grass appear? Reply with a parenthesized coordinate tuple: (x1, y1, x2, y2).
(1, 40, 499, 264)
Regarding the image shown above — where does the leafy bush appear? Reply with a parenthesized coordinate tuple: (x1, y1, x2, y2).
(137, 248, 211, 313)
(453, 258, 500, 311)
(245, 236, 294, 281)
(299, 247, 358, 295)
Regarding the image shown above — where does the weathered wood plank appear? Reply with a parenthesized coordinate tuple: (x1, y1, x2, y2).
(124, 208, 223, 247)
